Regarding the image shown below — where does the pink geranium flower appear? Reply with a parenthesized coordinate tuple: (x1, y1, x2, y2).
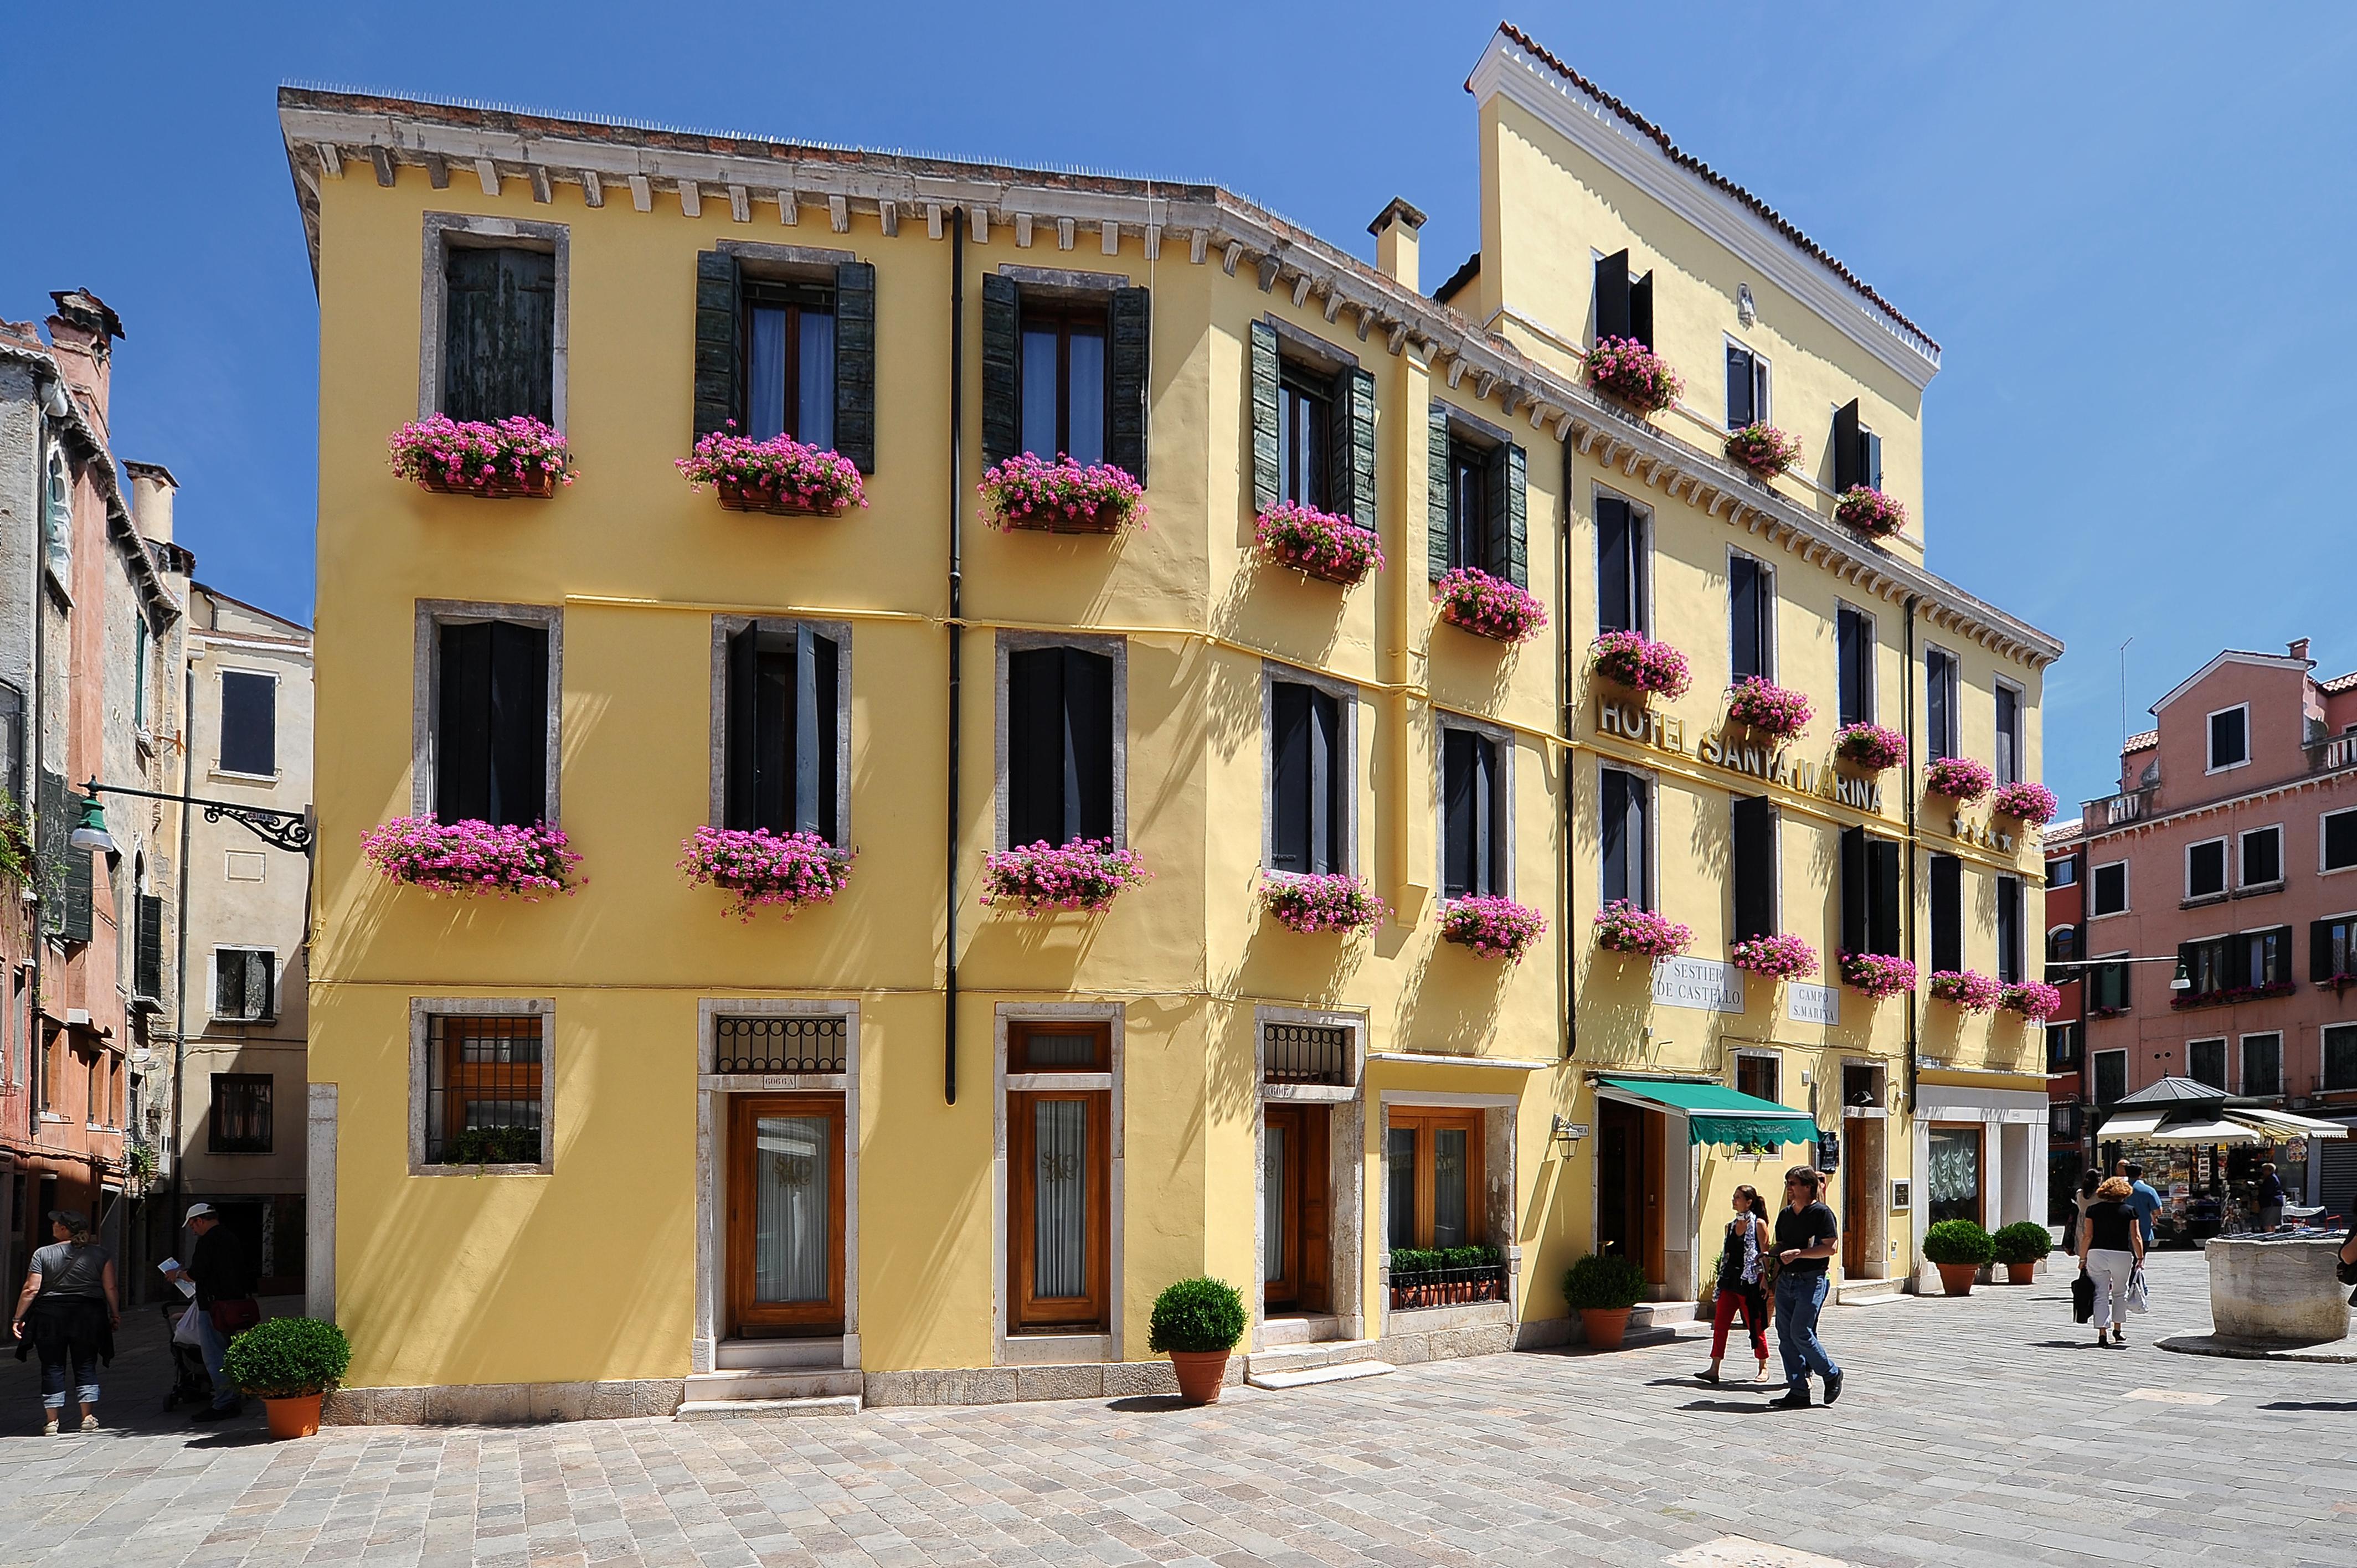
(1992, 781, 2058, 824)
(1593, 900, 1691, 959)
(1264, 872, 1387, 935)
(1435, 568, 1547, 644)
(982, 838, 1150, 914)
(1840, 951, 1918, 999)
(979, 453, 1146, 533)
(1586, 337, 1682, 414)
(1442, 895, 1548, 963)
(1730, 932, 1819, 980)
(361, 815, 580, 899)
(1254, 501, 1383, 585)
(1590, 631, 1693, 699)
(388, 415, 574, 492)
(1924, 756, 1995, 802)
(1929, 969, 2005, 1013)
(1834, 723, 1907, 772)
(1727, 677, 1812, 740)
(678, 826, 853, 921)
(677, 427, 865, 514)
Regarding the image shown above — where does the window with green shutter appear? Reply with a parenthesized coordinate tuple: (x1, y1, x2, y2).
(981, 276, 1149, 481)
(442, 245, 555, 425)
(1249, 320, 1375, 523)
(1427, 404, 1526, 586)
(693, 252, 876, 472)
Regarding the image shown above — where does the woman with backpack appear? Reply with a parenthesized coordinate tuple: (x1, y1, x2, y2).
(1697, 1184, 1774, 1385)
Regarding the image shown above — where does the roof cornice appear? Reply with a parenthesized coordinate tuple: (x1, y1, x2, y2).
(276, 88, 2056, 670)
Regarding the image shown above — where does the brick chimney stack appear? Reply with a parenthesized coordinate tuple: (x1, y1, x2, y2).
(2289, 637, 2312, 663)
(1368, 198, 1427, 295)
(44, 287, 125, 438)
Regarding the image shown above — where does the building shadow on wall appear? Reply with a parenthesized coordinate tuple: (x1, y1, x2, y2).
(1574, 951, 1659, 1070)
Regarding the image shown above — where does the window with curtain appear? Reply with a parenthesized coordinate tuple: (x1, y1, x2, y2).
(2315, 916, 2357, 983)
(1262, 1121, 1287, 1285)
(1020, 302, 1107, 465)
(2243, 926, 2291, 987)
(435, 617, 550, 828)
(1601, 766, 1651, 910)
(1926, 1127, 1982, 1225)
(1270, 680, 1346, 875)
(1595, 495, 1647, 636)
(752, 1110, 831, 1306)
(1442, 729, 1504, 899)
(2089, 956, 2133, 1013)
(742, 278, 835, 448)
(208, 1074, 274, 1154)
(1278, 368, 1332, 509)
(213, 948, 276, 1023)
(1446, 439, 1493, 573)
(1007, 1023, 1109, 1330)
(2183, 936, 2231, 996)
(1006, 645, 1116, 848)
(723, 622, 842, 843)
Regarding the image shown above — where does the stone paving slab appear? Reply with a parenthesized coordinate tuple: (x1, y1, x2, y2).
(0, 1252, 2347, 1566)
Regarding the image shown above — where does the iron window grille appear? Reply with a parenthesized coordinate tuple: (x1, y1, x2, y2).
(425, 1013, 545, 1165)
(1263, 1024, 1349, 1087)
(712, 1015, 848, 1075)
(209, 1074, 274, 1154)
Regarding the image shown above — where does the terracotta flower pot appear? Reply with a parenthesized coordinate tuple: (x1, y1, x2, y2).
(264, 1392, 324, 1439)
(1936, 1262, 1979, 1297)
(1167, 1349, 1231, 1405)
(2004, 1262, 2038, 1285)
(1579, 1307, 1633, 1352)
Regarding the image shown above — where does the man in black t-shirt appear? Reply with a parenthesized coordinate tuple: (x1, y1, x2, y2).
(1768, 1165, 1843, 1410)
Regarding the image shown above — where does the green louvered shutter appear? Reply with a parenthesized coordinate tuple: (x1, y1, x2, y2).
(1249, 321, 1280, 512)
(35, 770, 64, 937)
(1501, 442, 1529, 588)
(61, 837, 92, 944)
(1108, 285, 1151, 483)
(980, 274, 1020, 465)
(1337, 367, 1377, 528)
(1427, 403, 1452, 580)
(135, 894, 164, 1003)
(833, 261, 877, 473)
(692, 251, 741, 441)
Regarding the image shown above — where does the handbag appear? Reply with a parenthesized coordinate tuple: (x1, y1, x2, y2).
(208, 1298, 261, 1337)
(2125, 1264, 2150, 1316)
(2071, 1268, 2094, 1324)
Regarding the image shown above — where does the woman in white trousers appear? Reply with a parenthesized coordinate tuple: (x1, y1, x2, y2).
(2079, 1175, 2145, 1346)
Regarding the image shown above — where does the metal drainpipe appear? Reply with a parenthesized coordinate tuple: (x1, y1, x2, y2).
(1901, 594, 1921, 1124)
(27, 406, 49, 1146)
(168, 650, 194, 1236)
(944, 209, 964, 1105)
(1557, 432, 1576, 1062)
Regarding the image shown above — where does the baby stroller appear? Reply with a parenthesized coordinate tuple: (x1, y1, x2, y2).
(159, 1301, 214, 1411)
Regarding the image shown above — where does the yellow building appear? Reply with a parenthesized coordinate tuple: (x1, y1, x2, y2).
(284, 20, 2060, 1421)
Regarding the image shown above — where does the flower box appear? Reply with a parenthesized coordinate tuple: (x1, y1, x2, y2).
(677, 428, 865, 517)
(1724, 423, 1802, 479)
(1928, 969, 2005, 1013)
(1263, 872, 1387, 935)
(1434, 567, 1547, 644)
(981, 838, 1149, 914)
(390, 415, 574, 498)
(678, 826, 853, 921)
(1834, 723, 1907, 773)
(1590, 631, 1693, 699)
(361, 816, 580, 900)
(1729, 933, 1819, 981)
(1726, 677, 1812, 740)
(1923, 756, 1995, 802)
(1835, 486, 1907, 539)
(2171, 980, 2297, 1011)
(1593, 900, 1691, 960)
(1991, 781, 2058, 824)
(2000, 982, 2063, 1020)
(1585, 336, 1682, 415)
(979, 453, 1145, 534)
(1441, 895, 1548, 963)
(1254, 501, 1383, 586)
(1387, 1248, 1507, 1309)
(1840, 951, 1918, 999)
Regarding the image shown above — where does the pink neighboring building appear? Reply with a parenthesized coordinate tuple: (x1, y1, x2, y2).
(2080, 637, 2357, 1214)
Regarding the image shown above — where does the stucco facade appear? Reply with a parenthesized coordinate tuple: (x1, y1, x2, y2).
(288, 22, 2058, 1419)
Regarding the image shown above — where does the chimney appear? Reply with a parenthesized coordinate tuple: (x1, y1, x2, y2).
(2289, 637, 2312, 664)
(1368, 197, 1427, 295)
(44, 288, 125, 435)
(125, 461, 178, 545)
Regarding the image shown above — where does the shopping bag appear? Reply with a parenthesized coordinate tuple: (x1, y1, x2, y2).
(2071, 1269, 2094, 1324)
(2125, 1265, 2150, 1316)
(173, 1303, 205, 1347)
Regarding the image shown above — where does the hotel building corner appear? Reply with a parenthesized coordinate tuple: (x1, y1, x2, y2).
(286, 22, 2061, 1420)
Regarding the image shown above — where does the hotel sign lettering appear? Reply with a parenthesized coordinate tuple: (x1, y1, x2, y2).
(1594, 702, 1883, 813)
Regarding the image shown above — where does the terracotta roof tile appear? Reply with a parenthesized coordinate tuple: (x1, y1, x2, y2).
(1492, 23, 1938, 354)
(2320, 670, 2357, 694)
(2122, 729, 2158, 752)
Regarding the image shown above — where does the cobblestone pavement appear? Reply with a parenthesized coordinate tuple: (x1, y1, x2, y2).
(0, 1251, 2348, 1568)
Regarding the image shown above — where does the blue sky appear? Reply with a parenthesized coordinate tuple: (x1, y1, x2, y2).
(4, 1, 2351, 809)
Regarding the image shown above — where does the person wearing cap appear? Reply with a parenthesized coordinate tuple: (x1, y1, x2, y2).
(168, 1204, 258, 1422)
(10, 1211, 117, 1435)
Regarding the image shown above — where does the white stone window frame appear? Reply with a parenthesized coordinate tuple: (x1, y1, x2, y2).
(1722, 332, 1771, 431)
(1592, 482, 1654, 640)
(411, 600, 564, 826)
(1250, 1005, 1368, 1348)
(691, 998, 861, 1375)
(2237, 1030, 2285, 1097)
(2322, 1020, 2357, 1092)
(992, 631, 1128, 851)
(2184, 834, 2230, 902)
(992, 1000, 1124, 1368)
(1259, 661, 1361, 878)
(2088, 859, 2129, 920)
(1374, 1089, 1524, 1333)
(2185, 1035, 2229, 1091)
(2204, 700, 2251, 776)
(1435, 710, 1517, 902)
(207, 943, 280, 1025)
(406, 997, 555, 1178)
(706, 615, 855, 844)
(2091, 1047, 2130, 1105)
(418, 212, 570, 429)
(1732, 1046, 1783, 1105)
(2237, 820, 2286, 891)
(213, 666, 283, 783)
(2323, 806, 2357, 876)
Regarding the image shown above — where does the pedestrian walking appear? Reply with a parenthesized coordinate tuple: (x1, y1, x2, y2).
(2253, 1163, 2286, 1232)
(2073, 1169, 2101, 1230)
(1768, 1165, 1842, 1410)
(2078, 1175, 2145, 1347)
(168, 1204, 259, 1422)
(2124, 1164, 2163, 1250)
(8, 1211, 118, 1435)
(1698, 1184, 1773, 1385)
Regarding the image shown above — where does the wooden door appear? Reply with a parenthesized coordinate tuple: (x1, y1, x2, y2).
(1843, 1134, 1868, 1276)
(1008, 1090, 1110, 1330)
(1640, 1106, 1666, 1286)
(726, 1095, 846, 1338)
(1264, 1105, 1332, 1314)
(1597, 1099, 1640, 1264)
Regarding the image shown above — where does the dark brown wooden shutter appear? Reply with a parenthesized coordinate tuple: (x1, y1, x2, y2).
(1427, 403, 1452, 580)
(1731, 796, 1776, 942)
(1108, 286, 1150, 482)
(1840, 827, 1867, 957)
(2317, 920, 2337, 982)
(693, 250, 742, 441)
(445, 246, 555, 425)
(1872, 838, 1902, 957)
(1249, 321, 1281, 512)
(1597, 497, 1633, 633)
(832, 261, 876, 472)
(1929, 853, 1961, 972)
(1832, 399, 1863, 493)
(1338, 367, 1377, 527)
(60, 840, 92, 945)
(1594, 250, 1631, 342)
(980, 274, 1020, 465)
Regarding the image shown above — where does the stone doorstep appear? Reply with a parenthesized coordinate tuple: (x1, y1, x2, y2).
(677, 1395, 862, 1420)
(682, 1369, 864, 1402)
(1834, 1277, 1910, 1307)
(1243, 1338, 1385, 1378)
(1246, 1359, 1396, 1391)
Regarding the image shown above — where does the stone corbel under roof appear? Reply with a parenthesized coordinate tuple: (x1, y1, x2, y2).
(0, 339, 180, 626)
(277, 88, 2061, 672)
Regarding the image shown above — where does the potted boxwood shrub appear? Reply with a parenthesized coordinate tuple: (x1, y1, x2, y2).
(1562, 1252, 1647, 1352)
(1148, 1276, 1247, 1405)
(1993, 1221, 2053, 1285)
(1922, 1218, 1995, 1297)
(220, 1316, 352, 1438)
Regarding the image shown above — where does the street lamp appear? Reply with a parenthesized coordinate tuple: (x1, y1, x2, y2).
(73, 778, 313, 857)
(67, 793, 116, 854)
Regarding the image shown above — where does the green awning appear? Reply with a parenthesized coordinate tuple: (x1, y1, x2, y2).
(1597, 1077, 1818, 1149)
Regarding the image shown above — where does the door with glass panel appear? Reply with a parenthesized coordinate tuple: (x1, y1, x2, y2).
(1263, 1105, 1331, 1314)
(726, 1095, 845, 1338)
(1007, 1023, 1113, 1332)
(1385, 1108, 1485, 1252)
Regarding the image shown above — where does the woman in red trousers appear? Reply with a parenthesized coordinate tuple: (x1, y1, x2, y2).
(1698, 1185, 1773, 1384)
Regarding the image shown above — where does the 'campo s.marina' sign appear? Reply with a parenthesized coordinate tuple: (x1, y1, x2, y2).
(1594, 702, 1883, 813)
